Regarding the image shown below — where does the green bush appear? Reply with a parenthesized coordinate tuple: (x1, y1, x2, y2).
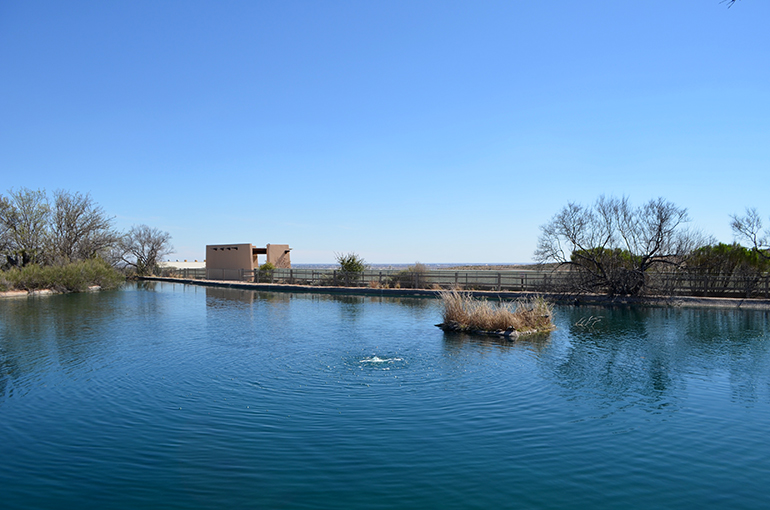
(1, 259, 124, 293)
(686, 243, 769, 297)
(255, 262, 275, 283)
(334, 252, 368, 286)
(688, 243, 769, 275)
(335, 252, 367, 274)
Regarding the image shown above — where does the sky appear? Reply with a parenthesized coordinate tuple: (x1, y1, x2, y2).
(1, 1, 768, 264)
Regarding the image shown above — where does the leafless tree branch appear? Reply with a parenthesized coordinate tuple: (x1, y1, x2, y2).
(535, 196, 709, 296)
(118, 225, 174, 276)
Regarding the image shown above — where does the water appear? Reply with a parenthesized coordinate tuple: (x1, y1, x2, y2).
(1, 283, 769, 509)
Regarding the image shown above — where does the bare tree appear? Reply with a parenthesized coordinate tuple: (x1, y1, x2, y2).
(0, 188, 174, 275)
(0, 188, 50, 268)
(48, 190, 120, 264)
(535, 196, 708, 296)
(0, 196, 12, 265)
(731, 208, 769, 259)
(118, 225, 173, 275)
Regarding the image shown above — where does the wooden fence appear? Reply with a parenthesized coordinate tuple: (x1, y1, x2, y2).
(161, 267, 770, 299)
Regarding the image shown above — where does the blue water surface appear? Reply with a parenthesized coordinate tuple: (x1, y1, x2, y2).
(1, 282, 769, 509)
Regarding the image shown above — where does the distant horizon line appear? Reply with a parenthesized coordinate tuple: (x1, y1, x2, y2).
(164, 261, 537, 267)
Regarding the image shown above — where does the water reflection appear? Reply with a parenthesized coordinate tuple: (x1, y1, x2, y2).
(679, 309, 770, 404)
(548, 306, 770, 410)
(0, 284, 211, 402)
(134, 280, 158, 291)
(333, 295, 366, 322)
(0, 291, 122, 400)
(202, 287, 433, 311)
(205, 287, 259, 304)
(3, 284, 770, 510)
(4, 286, 770, 416)
(442, 330, 552, 354)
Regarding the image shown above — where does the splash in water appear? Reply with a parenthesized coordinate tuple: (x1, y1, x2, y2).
(360, 356, 402, 364)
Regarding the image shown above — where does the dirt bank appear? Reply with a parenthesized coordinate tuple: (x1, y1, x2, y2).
(139, 277, 770, 310)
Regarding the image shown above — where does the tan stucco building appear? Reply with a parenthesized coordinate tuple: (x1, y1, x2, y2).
(205, 243, 291, 280)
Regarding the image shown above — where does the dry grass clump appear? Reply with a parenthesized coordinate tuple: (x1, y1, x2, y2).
(438, 289, 555, 334)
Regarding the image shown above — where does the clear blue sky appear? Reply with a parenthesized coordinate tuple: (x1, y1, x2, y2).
(1, 1, 768, 264)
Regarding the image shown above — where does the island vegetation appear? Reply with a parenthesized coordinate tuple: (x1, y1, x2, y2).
(437, 289, 555, 338)
(1, 187, 173, 293)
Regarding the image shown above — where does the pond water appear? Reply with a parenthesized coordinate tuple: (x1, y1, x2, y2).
(1, 282, 769, 509)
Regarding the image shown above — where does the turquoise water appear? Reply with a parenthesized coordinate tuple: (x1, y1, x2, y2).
(1, 282, 769, 509)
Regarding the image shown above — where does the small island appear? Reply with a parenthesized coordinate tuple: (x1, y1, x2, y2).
(436, 289, 556, 338)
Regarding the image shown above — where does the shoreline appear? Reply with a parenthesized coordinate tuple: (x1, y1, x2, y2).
(5, 276, 769, 310)
(0, 286, 102, 299)
(139, 276, 770, 310)
(0, 289, 57, 299)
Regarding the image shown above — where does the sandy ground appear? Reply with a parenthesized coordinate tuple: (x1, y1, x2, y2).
(0, 286, 101, 299)
(0, 289, 56, 298)
(0, 290, 30, 298)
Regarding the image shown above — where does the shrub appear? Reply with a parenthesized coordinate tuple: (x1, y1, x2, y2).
(0, 259, 124, 293)
(335, 252, 368, 286)
(390, 262, 430, 289)
(335, 252, 367, 273)
(256, 262, 275, 283)
(686, 243, 770, 297)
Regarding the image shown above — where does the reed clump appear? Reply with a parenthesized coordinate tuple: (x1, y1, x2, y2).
(438, 289, 555, 334)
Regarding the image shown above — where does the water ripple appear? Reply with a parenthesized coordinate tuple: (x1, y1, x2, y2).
(2, 286, 770, 510)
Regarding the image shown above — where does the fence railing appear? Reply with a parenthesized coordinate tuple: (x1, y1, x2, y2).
(159, 267, 770, 299)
